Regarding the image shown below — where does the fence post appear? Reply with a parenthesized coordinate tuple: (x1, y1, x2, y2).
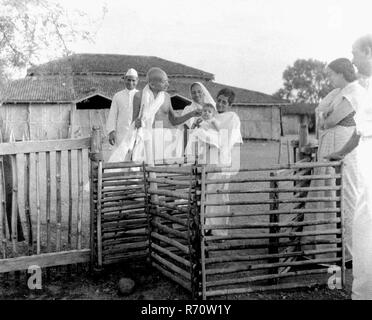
(335, 161, 345, 288)
(298, 115, 309, 160)
(142, 162, 152, 266)
(89, 126, 103, 271)
(269, 172, 279, 282)
(190, 164, 202, 300)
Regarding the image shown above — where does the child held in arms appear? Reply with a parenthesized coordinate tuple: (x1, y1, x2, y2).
(191, 103, 220, 131)
(185, 103, 221, 162)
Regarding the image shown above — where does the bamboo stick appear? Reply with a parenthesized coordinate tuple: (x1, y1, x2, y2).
(151, 251, 191, 280)
(102, 231, 148, 241)
(45, 151, 51, 252)
(77, 149, 83, 250)
(56, 150, 62, 251)
(269, 172, 279, 278)
(200, 166, 207, 300)
(203, 196, 340, 207)
(151, 211, 188, 228)
(203, 185, 341, 195)
(102, 171, 145, 179)
(147, 177, 193, 187)
(203, 174, 341, 184)
(151, 242, 191, 268)
(206, 247, 341, 264)
(147, 189, 191, 200)
(204, 207, 340, 218)
(35, 152, 41, 254)
(101, 203, 145, 214)
(100, 194, 146, 204)
(102, 162, 143, 170)
(150, 200, 189, 213)
(151, 232, 190, 255)
(206, 229, 341, 241)
(207, 268, 329, 288)
(151, 221, 188, 240)
(103, 251, 148, 264)
(102, 223, 147, 234)
(152, 262, 192, 292)
(10, 154, 18, 254)
(206, 238, 341, 252)
(203, 161, 342, 173)
(146, 166, 193, 175)
(206, 257, 341, 275)
(204, 218, 341, 230)
(101, 180, 144, 188)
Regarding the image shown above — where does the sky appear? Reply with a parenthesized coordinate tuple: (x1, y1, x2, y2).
(58, 0, 372, 95)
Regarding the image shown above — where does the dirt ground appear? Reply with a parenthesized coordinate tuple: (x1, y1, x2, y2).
(0, 138, 352, 300)
(0, 261, 352, 300)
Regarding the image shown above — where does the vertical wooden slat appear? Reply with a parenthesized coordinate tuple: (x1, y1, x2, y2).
(77, 149, 83, 250)
(200, 166, 207, 300)
(45, 151, 51, 252)
(56, 151, 62, 251)
(67, 150, 72, 249)
(35, 152, 41, 254)
(0, 156, 7, 259)
(10, 154, 18, 254)
(335, 162, 345, 287)
(269, 172, 280, 282)
(142, 162, 151, 263)
(24, 147, 32, 254)
(97, 161, 103, 267)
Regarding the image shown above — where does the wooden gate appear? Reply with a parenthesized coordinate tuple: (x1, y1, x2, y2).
(0, 136, 92, 274)
(199, 161, 345, 299)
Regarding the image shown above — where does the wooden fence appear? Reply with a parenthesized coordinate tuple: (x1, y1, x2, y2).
(199, 161, 345, 299)
(0, 135, 91, 274)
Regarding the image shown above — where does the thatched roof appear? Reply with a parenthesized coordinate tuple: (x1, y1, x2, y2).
(27, 54, 215, 81)
(1, 75, 287, 106)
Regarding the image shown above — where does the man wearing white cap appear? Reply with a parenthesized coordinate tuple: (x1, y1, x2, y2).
(106, 68, 139, 160)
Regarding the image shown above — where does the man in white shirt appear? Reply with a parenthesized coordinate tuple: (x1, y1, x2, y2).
(106, 68, 139, 161)
(326, 34, 372, 300)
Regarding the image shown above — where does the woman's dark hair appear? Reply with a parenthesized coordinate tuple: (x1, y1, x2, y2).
(217, 88, 236, 105)
(328, 58, 357, 83)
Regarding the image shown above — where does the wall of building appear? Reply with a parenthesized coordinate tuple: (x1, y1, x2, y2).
(0, 103, 71, 141)
(232, 105, 281, 140)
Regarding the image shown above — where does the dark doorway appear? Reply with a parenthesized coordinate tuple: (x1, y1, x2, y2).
(171, 95, 191, 111)
(76, 95, 112, 110)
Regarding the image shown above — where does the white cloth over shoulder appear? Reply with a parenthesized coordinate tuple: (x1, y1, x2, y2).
(131, 85, 166, 165)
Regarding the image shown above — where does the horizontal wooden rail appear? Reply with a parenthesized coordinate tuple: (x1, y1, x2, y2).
(204, 218, 340, 230)
(203, 196, 339, 206)
(202, 161, 342, 173)
(203, 174, 341, 184)
(0, 138, 90, 155)
(0, 249, 90, 273)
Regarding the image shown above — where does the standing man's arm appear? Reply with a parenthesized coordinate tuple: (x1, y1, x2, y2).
(168, 98, 202, 126)
(106, 95, 119, 145)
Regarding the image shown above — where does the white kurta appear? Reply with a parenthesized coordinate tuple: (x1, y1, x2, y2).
(352, 76, 372, 300)
(106, 88, 138, 147)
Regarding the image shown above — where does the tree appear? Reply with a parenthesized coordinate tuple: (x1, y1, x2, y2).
(274, 58, 334, 104)
(0, 0, 107, 83)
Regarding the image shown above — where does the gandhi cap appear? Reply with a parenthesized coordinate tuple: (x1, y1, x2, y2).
(124, 68, 138, 78)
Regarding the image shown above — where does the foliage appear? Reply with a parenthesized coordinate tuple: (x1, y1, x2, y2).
(274, 58, 334, 104)
(0, 0, 107, 82)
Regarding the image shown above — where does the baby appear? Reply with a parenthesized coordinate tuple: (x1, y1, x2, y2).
(191, 103, 220, 131)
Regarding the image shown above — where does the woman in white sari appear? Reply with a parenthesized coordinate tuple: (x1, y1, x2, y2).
(185, 88, 243, 236)
(307, 58, 364, 262)
(174, 82, 216, 158)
